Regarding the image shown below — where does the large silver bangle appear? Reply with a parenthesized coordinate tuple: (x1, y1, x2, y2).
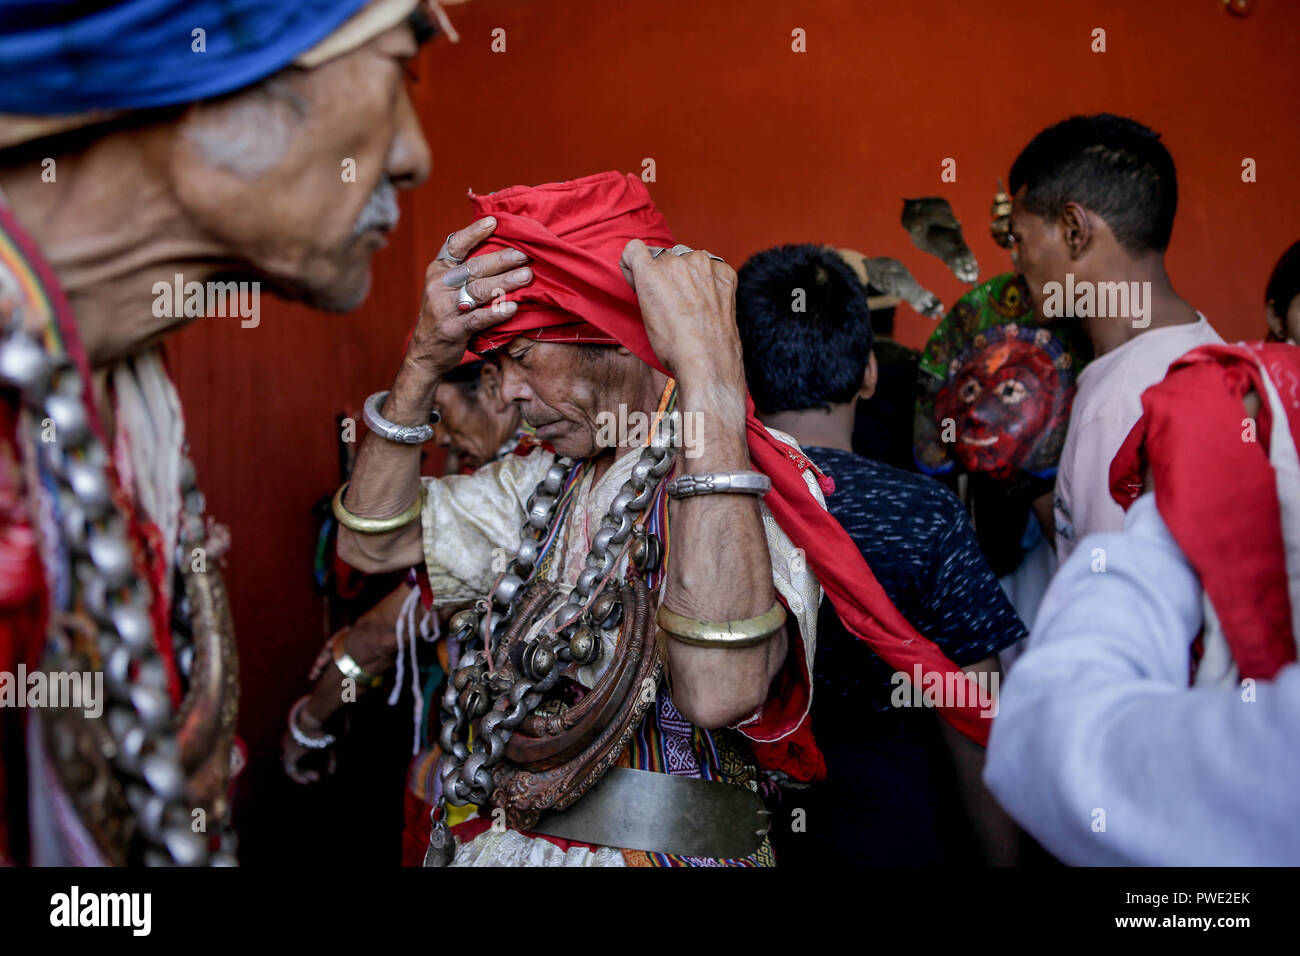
(666, 471, 771, 499)
(363, 390, 441, 445)
(289, 695, 336, 750)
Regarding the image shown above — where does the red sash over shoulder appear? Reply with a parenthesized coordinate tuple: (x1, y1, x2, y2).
(1111, 342, 1300, 680)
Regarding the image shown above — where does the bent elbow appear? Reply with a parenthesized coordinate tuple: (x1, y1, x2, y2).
(336, 528, 396, 576)
(674, 686, 767, 731)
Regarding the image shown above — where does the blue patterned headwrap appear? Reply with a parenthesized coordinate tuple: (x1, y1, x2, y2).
(0, 0, 373, 115)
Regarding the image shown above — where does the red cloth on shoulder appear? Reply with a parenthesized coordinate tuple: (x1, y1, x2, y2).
(1110, 342, 1300, 680)
(456, 172, 995, 776)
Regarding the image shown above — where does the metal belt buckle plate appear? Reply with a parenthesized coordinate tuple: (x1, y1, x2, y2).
(531, 766, 770, 860)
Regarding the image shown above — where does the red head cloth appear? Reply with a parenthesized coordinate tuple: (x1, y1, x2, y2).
(466, 172, 675, 354)
(1111, 342, 1300, 681)
(463, 172, 997, 768)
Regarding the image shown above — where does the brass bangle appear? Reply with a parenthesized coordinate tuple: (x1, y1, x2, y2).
(332, 631, 384, 688)
(656, 601, 787, 649)
(332, 481, 425, 534)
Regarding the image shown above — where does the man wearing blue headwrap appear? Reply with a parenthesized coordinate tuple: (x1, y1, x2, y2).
(0, 0, 443, 323)
(0, 0, 526, 868)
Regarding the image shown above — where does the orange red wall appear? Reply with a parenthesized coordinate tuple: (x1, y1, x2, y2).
(167, 0, 1300, 841)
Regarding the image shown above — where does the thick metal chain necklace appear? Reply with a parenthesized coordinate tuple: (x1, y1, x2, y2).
(427, 414, 678, 863)
(0, 307, 237, 866)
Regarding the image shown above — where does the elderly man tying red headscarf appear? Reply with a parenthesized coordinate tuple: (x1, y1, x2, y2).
(337, 171, 996, 866)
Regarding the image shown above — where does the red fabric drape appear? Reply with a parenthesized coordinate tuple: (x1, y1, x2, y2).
(1111, 342, 1300, 680)
(0, 398, 47, 863)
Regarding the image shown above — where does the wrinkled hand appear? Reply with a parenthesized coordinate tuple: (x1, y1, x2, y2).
(618, 240, 743, 385)
(405, 216, 534, 376)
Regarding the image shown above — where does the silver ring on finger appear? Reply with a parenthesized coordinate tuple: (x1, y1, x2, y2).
(441, 231, 467, 265)
(456, 282, 476, 312)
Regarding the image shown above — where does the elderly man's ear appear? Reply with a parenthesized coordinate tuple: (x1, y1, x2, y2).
(858, 351, 879, 401)
(480, 362, 508, 412)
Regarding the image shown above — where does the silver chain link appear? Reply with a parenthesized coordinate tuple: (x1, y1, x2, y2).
(437, 414, 679, 810)
(0, 307, 236, 866)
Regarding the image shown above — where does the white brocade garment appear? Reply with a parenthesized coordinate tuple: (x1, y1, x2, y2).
(450, 828, 627, 867)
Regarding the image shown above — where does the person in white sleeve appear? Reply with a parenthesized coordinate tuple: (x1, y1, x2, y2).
(985, 342, 1300, 865)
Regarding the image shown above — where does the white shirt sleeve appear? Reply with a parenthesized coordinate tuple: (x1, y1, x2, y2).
(985, 493, 1300, 865)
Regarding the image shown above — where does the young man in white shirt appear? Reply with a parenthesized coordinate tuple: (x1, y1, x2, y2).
(1005, 114, 1224, 560)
